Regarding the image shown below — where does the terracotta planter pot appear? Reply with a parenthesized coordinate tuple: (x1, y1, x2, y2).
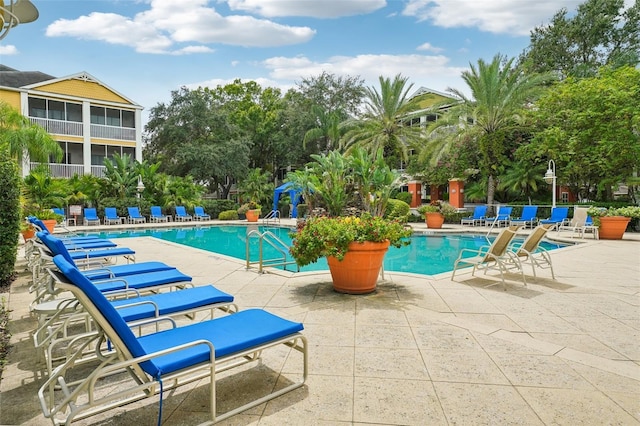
(42, 219, 57, 233)
(327, 240, 390, 294)
(425, 212, 445, 229)
(21, 227, 36, 241)
(598, 216, 631, 240)
(245, 209, 260, 222)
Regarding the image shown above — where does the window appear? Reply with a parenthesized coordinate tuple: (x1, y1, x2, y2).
(48, 100, 65, 120)
(29, 97, 46, 118)
(66, 103, 82, 122)
(90, 106, 105, 125)
(561, 192, 569, 203)
(122, 110, 135, 128)
(106, 108, 120, 126)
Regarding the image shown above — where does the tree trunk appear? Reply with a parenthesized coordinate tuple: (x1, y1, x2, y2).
(486, 174, 496, 216)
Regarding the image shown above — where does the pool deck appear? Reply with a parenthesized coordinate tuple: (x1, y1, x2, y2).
(2, 220, 639, 425)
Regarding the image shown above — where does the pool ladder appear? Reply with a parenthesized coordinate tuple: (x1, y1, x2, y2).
(245, 229, 299, 273)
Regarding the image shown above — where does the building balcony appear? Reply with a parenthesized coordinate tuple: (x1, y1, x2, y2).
(29, 117, 136, 141)
(29, 162, 106, 178)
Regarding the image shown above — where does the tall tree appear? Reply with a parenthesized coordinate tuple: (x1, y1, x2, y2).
(425, 55, 553, 209)
(296, 71, 365, 119)
(519, 0, 640, 78)
(340, 74, 423, 162)
(521, 66, 640, 202)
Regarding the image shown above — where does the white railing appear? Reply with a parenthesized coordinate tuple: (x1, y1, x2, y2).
(29, 117, 83, 136)
(30, 163, 84, 178)
(91, 165, 106, 177)
(90, 124, 136, 141)
(28, 163, 106, 178)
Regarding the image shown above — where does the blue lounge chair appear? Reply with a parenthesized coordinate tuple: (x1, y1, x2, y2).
(484, 206, 513, 227)
(103, 207, 123, 225)
(36, 232, 135, 264)
(194, 206, 210, 221)
(40, 254, 307, 425)
(51, 208, 67, 225)
(83, 208, 101, 226)
(175, 205, 192, 222)
(460, 205, 487, 226)
(540, 207, 569, 228)
(150, 206, 169, 223)
(127, 207, 146, 224)
(510, 205, 539, 228)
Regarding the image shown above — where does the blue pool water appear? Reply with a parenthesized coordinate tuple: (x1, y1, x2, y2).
(87, 225, 566, 276)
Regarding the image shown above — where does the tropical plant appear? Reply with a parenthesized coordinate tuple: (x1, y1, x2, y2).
(102, 153, 139, 199)
(417, 200, 457, 217)
(423, 55, 553, 212)
(350, 147, 401, 217)
(587, 206, 640, 219)
(22, 166, 67, 215)
(302, 105, 345, 153)
(0, 101, 62, 166)
(238, 168, 273, 207)
(340, 74, 424, 162)
(289, 214, 412, 267)
(285, 168, 317, 211)
(307, 150, 353, 216)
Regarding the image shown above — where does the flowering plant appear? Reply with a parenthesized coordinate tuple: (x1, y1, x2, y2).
(586, 206, 640, 219)
(289, 214, 412, 267)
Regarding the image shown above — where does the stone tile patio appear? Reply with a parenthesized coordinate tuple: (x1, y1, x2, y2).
(1, 222, 638, 425)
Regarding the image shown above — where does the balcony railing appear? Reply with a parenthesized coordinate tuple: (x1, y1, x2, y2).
(90, 124, 135, 141)
(29, 117, 136, 141)
(29, 117, 83, 136)
(29, 163, 106, 178)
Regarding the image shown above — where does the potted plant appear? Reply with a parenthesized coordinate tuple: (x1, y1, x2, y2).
(32, 208, 64, 233)
(417, 201, 456, 229)
(238, 201, 261, 222)
(289, 214, 412, 294)
(587, 206, 640, 239)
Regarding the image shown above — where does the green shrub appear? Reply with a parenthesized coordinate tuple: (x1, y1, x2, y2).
(218, 210, 239, 220)
(297, 204, 308, 218)
(0, 152, 20, 288)
(393, 192, 413, 205)
(201, 199, 237, 219)
(384, 199, 410, 223)
(0, 297, 11, 378)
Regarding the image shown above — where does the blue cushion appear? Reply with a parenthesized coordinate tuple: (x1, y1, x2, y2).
(92, 269, 192, 293)
(82, 261, 176, 281)
(137, 308, 303, 375)
(111, 285, 233, 322)
(52, 255, 153, 372)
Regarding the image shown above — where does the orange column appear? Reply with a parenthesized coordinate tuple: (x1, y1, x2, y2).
(407, 181, 422, 208)
(448, 179, 464, 209)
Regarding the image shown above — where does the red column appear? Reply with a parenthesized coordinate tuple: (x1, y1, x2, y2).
(407, 181, 422, 208)
(448, 179, 464, 209)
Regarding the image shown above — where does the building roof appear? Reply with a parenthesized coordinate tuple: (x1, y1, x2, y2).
(0, 65, 55, 88)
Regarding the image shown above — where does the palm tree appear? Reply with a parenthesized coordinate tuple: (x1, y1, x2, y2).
(421, 55, 553, 210)
(0, 101, 62, 165)
(302, 105, 344, 153)
(499, 161, 546, 205)
(340, 74, 423, 162)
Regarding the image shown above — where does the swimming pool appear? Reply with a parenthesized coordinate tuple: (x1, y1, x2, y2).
(87, 225, 567, 276)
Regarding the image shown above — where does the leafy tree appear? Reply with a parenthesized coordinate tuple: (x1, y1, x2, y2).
(295, 71, 365, 119)
(0, 101, 62, 165)
(340, 74, 424, 162)
(519, 0, 640, 78)
(425, 55, 553, 210)
(498, 160, 546, 205)
(302, 105, 344, 153)
(307, 150, 353, 216)
(350, 147, 399, 217)
(522, 66, 640, 201)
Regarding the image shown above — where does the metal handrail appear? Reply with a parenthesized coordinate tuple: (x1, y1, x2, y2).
(262, 209, 280, 224)
(245, 229, 298, 273)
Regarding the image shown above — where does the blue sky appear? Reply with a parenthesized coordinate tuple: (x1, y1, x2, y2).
(1, 0, 602, 124)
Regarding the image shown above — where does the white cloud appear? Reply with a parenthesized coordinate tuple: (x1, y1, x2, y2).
(0, 45, 18, 55)
(417, 42, 443, 53)
(402, 0, 583, 35)
(261, 53, 469, 96)
(225, 0, 387, 18)
(45, 0, 316, 53)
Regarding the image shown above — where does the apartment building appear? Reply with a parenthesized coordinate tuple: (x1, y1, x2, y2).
(0, 65, 143, 177)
